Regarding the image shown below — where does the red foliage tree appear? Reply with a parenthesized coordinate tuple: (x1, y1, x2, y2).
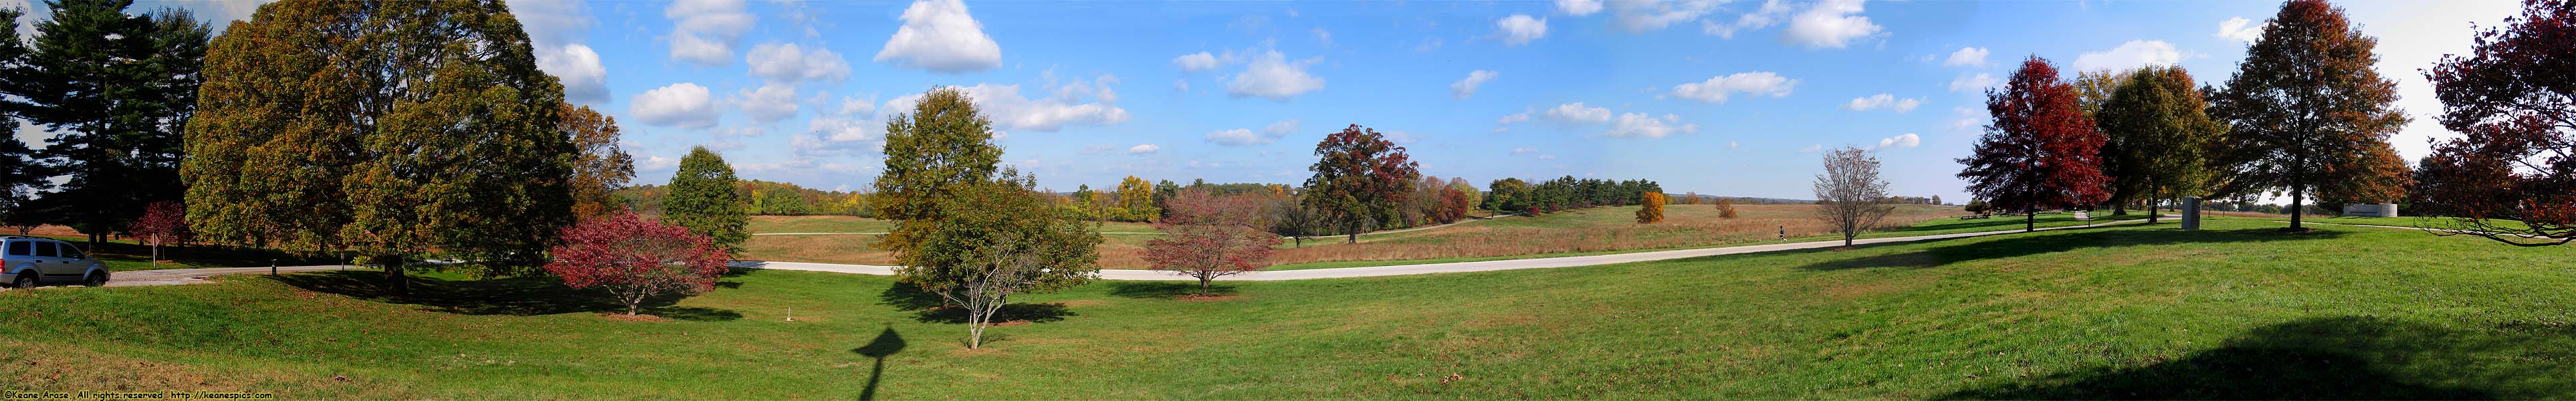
(1144, 188, 1282, 295)
(1957, 56, 2113, 232)
(543, 213, 731, 315)
(128, 201, 192, 266)
(2417, 0, 2576, 246)
(1301, 124, 1422, 243)
(1431, 187, 1471, 224)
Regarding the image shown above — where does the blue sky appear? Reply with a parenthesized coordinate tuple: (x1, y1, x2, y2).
(5, 0, 2529, 201)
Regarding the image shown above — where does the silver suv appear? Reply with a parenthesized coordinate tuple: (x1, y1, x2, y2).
(1, 237, 109, 288)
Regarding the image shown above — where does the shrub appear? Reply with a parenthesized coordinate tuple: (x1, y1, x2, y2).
(543, 213, 730, 315)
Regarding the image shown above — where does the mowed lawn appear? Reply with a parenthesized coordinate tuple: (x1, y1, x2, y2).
(5, 219, 2571, 398)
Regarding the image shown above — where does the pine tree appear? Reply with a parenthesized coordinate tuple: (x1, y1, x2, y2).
(0, 7, 56, 230)
(10, 1, 207, 246)
(664, 146, 748, 255)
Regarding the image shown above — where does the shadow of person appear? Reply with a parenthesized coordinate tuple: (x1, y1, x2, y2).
(852, 325, 907, 400)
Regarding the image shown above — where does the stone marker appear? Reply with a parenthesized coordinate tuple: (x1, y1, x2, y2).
(2341, 203, 2399, 217)
(2182, 196, 2202, 230)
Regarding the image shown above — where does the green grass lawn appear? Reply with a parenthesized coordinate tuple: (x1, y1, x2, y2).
(1259, 209, 2151, 271)
(7, 218, 2572, 398)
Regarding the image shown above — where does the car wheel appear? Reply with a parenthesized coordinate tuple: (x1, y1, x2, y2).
(84, 271, 108, 287)
(10, 273, 34, 289)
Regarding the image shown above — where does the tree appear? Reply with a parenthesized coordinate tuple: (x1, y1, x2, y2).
(185, 0, 574, 292)
(9, 1, 207, 246)
(1634, 192, 1667, 224)
(2211, 0, 2413, 231)
(2097, 65, 2226, 223)
(1151, 179, 1180, 219)
(1113, 176, 1158, 222)
(0, 7, 52, 229)
(128, 200, 189, 266)
(873, 86, 1002, 247)
(1447, 177, 1481, 211)
(1435, 186, 1472, 224)
(895, 170, 1100, 349)
(1717, 197, 1740, 219)
(664, 147, 748, 255)
(1816, 147, 1897, 247)
(1485, 178, 1531, 213)
(542, 213, 729, 315)
(1144, 188, 1280, 295)
(1302, 124, 1421, 243)
(1965, 199, 1992, 215)
(1957, 56, 2114, 232)
(1268, 197, 1322, 248)
(566, 104, 635, 219)
(2414, 0, 2576, 246)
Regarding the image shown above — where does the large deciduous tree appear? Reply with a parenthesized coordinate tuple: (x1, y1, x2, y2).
(565, 104, 635, 219)
(2416, 0, 2576, 246)
(8, 1, 207, 246)
(1143, 188, 1280, 296)
(2210, 0, 2413, 231)
(1635, 192, 1666, 224)
(663, 146, 747, 254)
(185, 0, 575, 292)
(900, 169, 1101, 349)
(1816, 147, 1896, 247)
(1113, 175, 1158, 222)
(542, 212, 729, 316)
(1302, 124, 1421, 243)
(1957, 55, 2113, 232)
(2097, 65, 2227, 223)
(873, 87, 1002, 251)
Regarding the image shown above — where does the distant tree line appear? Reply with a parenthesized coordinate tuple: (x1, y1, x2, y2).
(616, 180, 873, 217)
(1481, 176, 1663, 215)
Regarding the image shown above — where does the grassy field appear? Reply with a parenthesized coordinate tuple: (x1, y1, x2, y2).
(6, 218, 2570, 398)
(749, 215, 1160, 234)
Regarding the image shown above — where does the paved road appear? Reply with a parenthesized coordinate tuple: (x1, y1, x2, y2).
(98, 265, 352, 287)
(740, 217, 2159, 281)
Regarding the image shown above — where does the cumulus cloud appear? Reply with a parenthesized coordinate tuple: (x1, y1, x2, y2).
(885, 77, 1130, 132)
(629, 83, 720, 129)
(874, 0, 1004, 73)
(1843, 94, 1921, 112)
(1799, 144, 1823, 153)
(1701, 0, 1792, 38)
(536, 44, 609, 102)
(1551, 0, 1602, 15)
(2074, 40, 2192, 72)
(1451, 70, 1499, 99)
(2216, 17, 2265, 43)
(1871, 133, 1921, 150)
(1609, 0, 1719, 33)
(1604, 113, 1696, 138)
(1665, 72, 1796, 103)
(1226, 50, 1325, 101)
(1949, 73, 1998, 93)
(1128, 144, 1160, 154)
(1497, 15, 1548, 45)
(1943, 46, 1989, 67)
(736, 84, 800, 123)
(1498, 111, 1532, 124)
(1172, 51, 1219, 72)
(1206, 119, 1298, 146)
(1543, 102, 1612, 123)
(746, 43, 852, 84)
(1781, 0, 1881, 49)
(665, 0, 755, 65)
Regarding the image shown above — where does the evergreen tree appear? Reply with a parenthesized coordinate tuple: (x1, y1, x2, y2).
(9, 1, 207, 245)
(0, 7, 55, 231)
(664, 146, 748, 255)
(872, 87, 1003, 256)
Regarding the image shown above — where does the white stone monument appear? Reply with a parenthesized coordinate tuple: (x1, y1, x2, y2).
(2341, 203, 2399, 217)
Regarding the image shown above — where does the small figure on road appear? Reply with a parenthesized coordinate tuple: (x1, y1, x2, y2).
(1778, 226, 1786, 241)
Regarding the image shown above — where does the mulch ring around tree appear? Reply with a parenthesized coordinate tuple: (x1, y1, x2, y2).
(1178, 294, 1243, 302)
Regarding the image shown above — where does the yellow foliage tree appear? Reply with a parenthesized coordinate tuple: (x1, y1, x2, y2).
(1635, 192, 1666, 224)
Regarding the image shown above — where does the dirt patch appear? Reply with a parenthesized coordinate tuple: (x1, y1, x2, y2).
(990, 320, 1034, 327)
(1178, 294, 1242, 302)
(601, 313, 668, 322)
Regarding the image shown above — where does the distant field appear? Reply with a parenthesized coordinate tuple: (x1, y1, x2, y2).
(7, 219, 2570, 398)
(748, 215, 1161, 234)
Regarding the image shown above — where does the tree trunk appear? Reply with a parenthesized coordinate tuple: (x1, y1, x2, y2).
(2026, 211, 2037, 232)
(380, 254, 409, 296)
(1198, 275, 1212, 296)
(2147, 192, 2161, 224)
(2290, 184, 2306, 230)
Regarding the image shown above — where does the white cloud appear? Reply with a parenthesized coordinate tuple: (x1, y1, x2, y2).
(1512, 146, 1539, 154)
(1727, 141, 1739, 149)
(1842, 94, 1922, 112)
(1702, 0, 1793, 38)
(1206, 119, 1297, 146)
(835, 96, 877, 116)
(510, 0, 591, 50)
(736, 84, 800, 123)
(1537, 154, 1558, 160)
(1948, 106, 1985, 130)
(1781, 0, 1881, 49)
(2216, 17, 2265, 44)
(1604, 112, 1696, 138)
(1497, 15, 1548, 45)
(1666, 72, 1796, 103)
(1949, 73, 1998, 94)
(1265, 118, 1301, 137)
(536, 44, 610, 103)
(1226, 50, 1325, 101)
(1558, 0, 1604, 15)
(636, 155, 680, 172)
(1172, 51, 1220, 72)
(885, 78, 1130, 132)
(1128, 144, 1161, 154)
(1498, 111, 1532, 124)
(1544, 102, 1613, 123)
(2074, 39, 2191, 72)
(1871, 133, 1921, 150)
(1609, 0, 1719, 33)
(1172, 80, 1190, 92)
(874, 0, 1004, 74)
(1943, 46, 1989, 68)
(1451, 70, 1499, 99)
(746, 43, 851, 84)
(1311, 27, 1333, 46)
(666, 0, 756, 65)
(1799, 144, 1823, 153)
(630, 83, 720, 129)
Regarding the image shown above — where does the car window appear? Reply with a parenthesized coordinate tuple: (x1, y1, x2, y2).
(60, 244, 82, 260)
(35, 241, 56, 258)
(4, 241, 23, 257)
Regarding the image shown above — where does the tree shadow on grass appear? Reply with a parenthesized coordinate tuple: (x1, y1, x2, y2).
(269, 270, 742, 321)
(1105, 281, 1238, 299)
(875, 280, 1076, 324)
(1942, 315, 2576, 399)
(1802, 227, 2349, 271)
